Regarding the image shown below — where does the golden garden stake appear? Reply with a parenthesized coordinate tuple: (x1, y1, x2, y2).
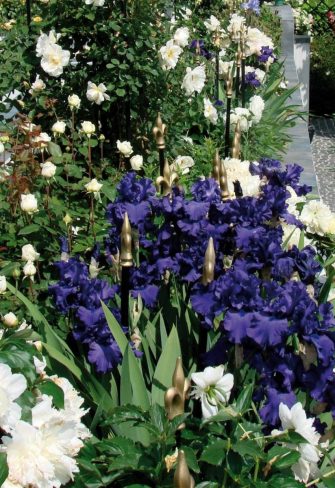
(224, 69, 233, 157)
(120, 212, 133, 332)
(153, 112, 167, 177)
(174, 450, 195, 488)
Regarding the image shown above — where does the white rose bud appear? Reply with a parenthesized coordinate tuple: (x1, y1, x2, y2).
(116, 139, 133, 157)
(130, 154, 143, 171)
(23, 261, 37, 279)
(21, 244, 40, 262)
(68, 94, 81, 110)
(0, 276, 7, 294)
(84, 178, 103, 194)
(40, 161, 57, 178)
(51, 120, 66, 135)
(81, 121, 95, 138)
(3, 312, 19, 328)
(20, 194, 38, 215)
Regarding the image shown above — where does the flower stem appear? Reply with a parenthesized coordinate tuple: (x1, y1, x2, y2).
(90, 194, 96, 241)
(253, 458, 260, 482)
(88, 138, 92, 178)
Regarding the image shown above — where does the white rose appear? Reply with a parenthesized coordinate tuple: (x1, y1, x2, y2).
(204, 15, 221, 32)
(181, 65, 206, 96)
(171, 155, 195, 175)
(173, 27, 190, 47)
(117, 140, 133, 157)
(23, 261, 37, 278)
(40, 161, 57, 178)
(81, 121, 95, 137)
(0, 276, 7, 294)
(84, 178, 103, 194)
(68, 94, 81, 110)
(130, 155, 143, 171)
(159, 40, 182, 70)
(86, 82, 110, 105)
(204, 98, 218, 125)
(36, 30, 60, 57)
(51, 121, 66, 135)
(21, 244, 40, 262)
(85, 0, 105, 5)
(33, 132, 51, 149)
(0, 142, 4, 153)
(20, 194, 38, 215)
(3, 312, 19, 328)
(29, 75, 46, 94)
(40, 44, 70, 77)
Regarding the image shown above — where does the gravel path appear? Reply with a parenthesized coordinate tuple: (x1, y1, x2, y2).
(311, 117, 335, 211)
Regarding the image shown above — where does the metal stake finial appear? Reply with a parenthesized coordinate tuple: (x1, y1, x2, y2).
(120, 212, 133, 267)
(202, 238, 216, 285)
(212, 149, 221, 185)
(156, 159, 178, 197)
(165, 357, 190, 426)
(219, 159, 230, 201)
(231, 120, 241, 159)
(174, 450, 195, 488)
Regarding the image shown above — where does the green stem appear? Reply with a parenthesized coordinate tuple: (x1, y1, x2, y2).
(253, 458, 260, 482)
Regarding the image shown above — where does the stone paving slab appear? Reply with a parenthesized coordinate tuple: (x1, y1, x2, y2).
(311, 117, 335, 211)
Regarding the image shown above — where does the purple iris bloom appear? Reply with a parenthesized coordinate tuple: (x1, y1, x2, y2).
(241, 0, 260, 14)
(258, 46, 276, 64)
(189, 39, 212, 59)
(245, 71, 261, 87)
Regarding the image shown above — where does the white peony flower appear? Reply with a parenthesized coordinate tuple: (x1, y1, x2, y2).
(0, 363, 27, 432)
(20, 194, 38, 215)
(0, 276, 6, 294)
(84, 178, 103, 194)
(191, 365, 234, 419)
(181, 65, 206, 96)
(204, 98, 218, 125)
(86, 82, 110, 105)
(85, 0, 105, 5)
(21, 244, 40, 262)
(40, 43, 70, 77)
(117, 140, 133, 157)
(29, 75, 46, 94)
(2, 312, 19, 328)
(300, 200, 335, 236)
(173, 27, 190, 47)
(248, 95, 264, 124)
(81, 121, 95, 137)
(68, 94, 81, 110)
(204, 15, 221, 32)
(230, 107, 252, 132)
(41, 161, 57, 178)
(223, 158, 261, 197)
(130, 155, 143, 171)
(52, 121, 66, 135)
(159, 40, 182, 70)
(171, 156, 195, 175)
(23, 261, 37, 279)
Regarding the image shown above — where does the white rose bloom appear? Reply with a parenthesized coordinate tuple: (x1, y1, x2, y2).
(41, 44, 70, 77)
(22, 244, 40, 262)
(29, 75, 46, 94)
(130, 155, 143, 171)
(2, 312, 19, 328)
(68, 94, 81, 110)
(52, 120, 66, 135)
(159, 40, 182, 70)
(85, 0, 105, 5)
(20, 194, 38, 215)
(245, 27, 274, 56)
(230, 107, 252, 132)
(204, 98, 218, 125)
(249, 95, 264, 124)
(36, 30, 60, 57)
(223, 158, 260, 197)
(23, 261, 37, 279)
(41, 161, 57, 178)
(33, 132, 51, 150)
(81, 121, 96, 137)
(181, 65, 206, 96)
(191, 365, 234, 419)
(300, 200, 335, 236)
(173, 27, 190, 47)
(0, 276, 7, 294)
(0, 142, 4, 153)
(204, 15, 221, 32)
(86, 82, 110, 105)
(0, 363, 27, 432)
(84, 178, 103, 194)
(171, 156, 195, 175)
(117, 140, 133, 157)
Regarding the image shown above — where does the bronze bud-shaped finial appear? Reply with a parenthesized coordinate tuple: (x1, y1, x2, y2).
(236, 45, 243, 68)
(231, 120, 241, 159)
(174, 450, 195, 488)
(164, 357, 190, 427)
(120, 212, 133, 267)
(202, 237, 216, 285)
(219, 159, 230, 201)
(156, 158, 179, 197)
(153, 112, 166, 149)
(212, 149, 221, 185)
(226, 68, 234, 98)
